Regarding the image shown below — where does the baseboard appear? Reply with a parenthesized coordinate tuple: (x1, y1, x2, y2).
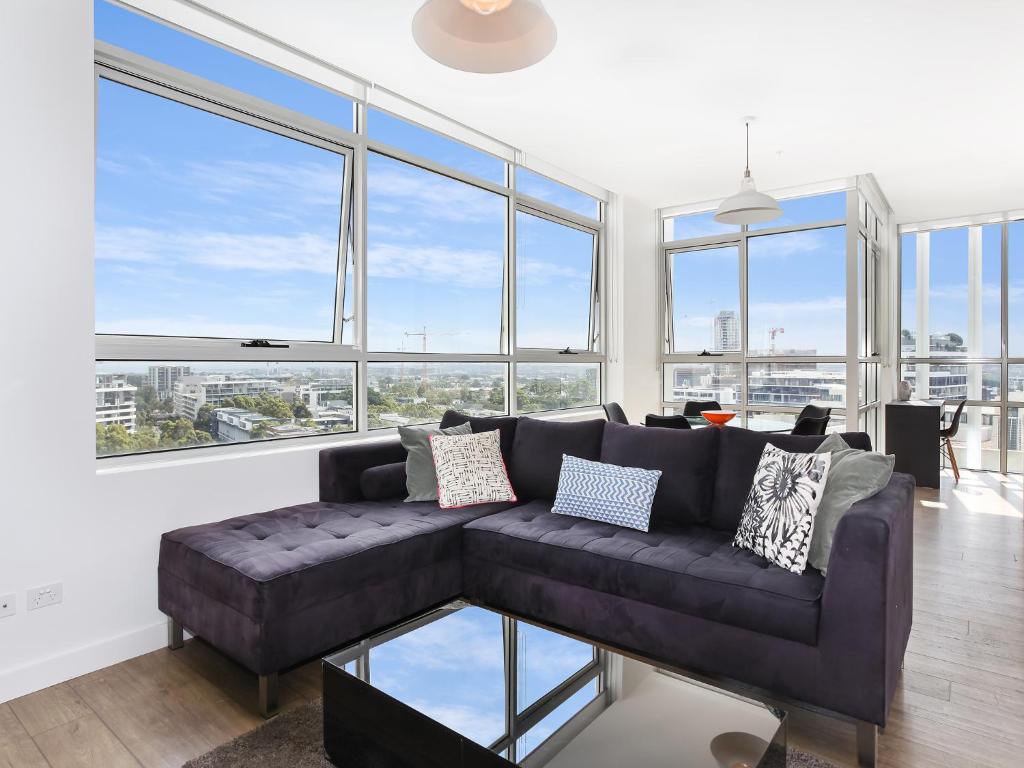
(0, 619, 169, 703)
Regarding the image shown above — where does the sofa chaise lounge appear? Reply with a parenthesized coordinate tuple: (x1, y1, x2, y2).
(158, 411, 913, 766)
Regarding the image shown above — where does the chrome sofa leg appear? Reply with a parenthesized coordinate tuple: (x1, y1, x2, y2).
(167, 617, 184, 650)
(259, 673, 279, 718)
(856, 721, 878, 767)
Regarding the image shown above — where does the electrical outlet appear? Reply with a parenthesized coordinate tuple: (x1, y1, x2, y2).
(27, 583, 62, 611)
(0, 593, 14, 619)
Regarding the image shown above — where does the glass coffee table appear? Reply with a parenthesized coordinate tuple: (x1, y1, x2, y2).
(323, 601, 786, 767)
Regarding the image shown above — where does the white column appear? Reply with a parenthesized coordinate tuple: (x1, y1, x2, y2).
(915, 233, 930, 399)
(966, 226, 984, 466)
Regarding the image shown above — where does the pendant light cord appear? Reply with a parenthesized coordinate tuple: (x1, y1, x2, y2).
(744, 121, 751, 178)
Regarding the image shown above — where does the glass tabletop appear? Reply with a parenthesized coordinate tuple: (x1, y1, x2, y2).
(686, 415, 793, 434)
(323, 602, 785, 767)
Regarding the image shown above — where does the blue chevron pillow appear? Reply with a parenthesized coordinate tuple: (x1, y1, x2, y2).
(552, 455, 662, 532)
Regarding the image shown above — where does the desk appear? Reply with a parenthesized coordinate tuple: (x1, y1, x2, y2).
(886, 399, 943, 488)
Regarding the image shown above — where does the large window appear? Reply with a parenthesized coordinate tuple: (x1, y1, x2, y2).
(747, 226, 846, 356)
(516, 363, 600, 414)
(900, 219, 1023, 472)
(661, 186, 884, 439)
(366, 152, 506, 353)
(95, 361, 355, 456)
(96, 79, 348, 342)
(515, 211, 598, 351)
(366, 362, 507, 429)
(94, 1, 606, 459)
(668, 246, 741, 353)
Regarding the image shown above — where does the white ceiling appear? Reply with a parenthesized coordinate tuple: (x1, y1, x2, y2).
(200, 0, 1023, 223)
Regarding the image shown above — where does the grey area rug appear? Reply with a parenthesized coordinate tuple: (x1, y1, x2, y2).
(182, 698, 840, 768)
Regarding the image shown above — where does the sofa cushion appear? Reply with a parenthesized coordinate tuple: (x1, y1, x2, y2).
(439, 410, 519, 466)
(462, 501, 825, 645)
(600, 422, 718, 528)
(359, 462, 407, 501)
(510, 417, 606, 501)
(710, 428, 872, 532)
(159, 499, 515, 622)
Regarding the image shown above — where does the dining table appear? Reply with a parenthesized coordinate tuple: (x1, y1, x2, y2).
(685, 415, 793, 434)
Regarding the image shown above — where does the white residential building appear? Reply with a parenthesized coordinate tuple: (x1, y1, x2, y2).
(95, 374, 137, 432)
(148, 365, 191, 400)
(173, 375, 282, 420)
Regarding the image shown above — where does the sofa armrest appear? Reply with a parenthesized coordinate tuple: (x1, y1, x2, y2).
(818, 471, 915, 725)
(319, 439, 407, 503)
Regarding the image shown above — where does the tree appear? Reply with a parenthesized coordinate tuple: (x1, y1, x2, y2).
(292, 402, 312, 419)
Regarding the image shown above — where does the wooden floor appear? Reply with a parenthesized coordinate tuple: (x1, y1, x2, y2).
(1, 469, 1021, 768)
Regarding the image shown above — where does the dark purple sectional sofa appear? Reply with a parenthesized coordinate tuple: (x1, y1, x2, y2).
(158, 411, 913, 764)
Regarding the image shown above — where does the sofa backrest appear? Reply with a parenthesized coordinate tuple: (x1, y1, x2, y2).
(600, 421, 719, 528)
(710, 427, 873, 531)
(440, 409, 519, 466)
(510, 417, 606, 501)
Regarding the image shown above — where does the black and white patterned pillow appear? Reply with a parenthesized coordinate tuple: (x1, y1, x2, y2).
(733, 444, 832, 574)
(430, 429, 517, 509)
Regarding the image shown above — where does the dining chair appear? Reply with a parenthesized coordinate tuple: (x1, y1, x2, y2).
(797, 403, 832, 421)
(602, 402, 629, 425)
(791, 415, 830, 436)
(644, 414, 692, 429)
(940, 399, 967, 482)
(682, 400, 722, 417)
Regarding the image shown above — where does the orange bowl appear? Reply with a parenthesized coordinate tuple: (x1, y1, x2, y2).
(701, 410, 737, 426)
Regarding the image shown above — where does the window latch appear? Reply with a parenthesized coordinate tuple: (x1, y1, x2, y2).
(241, 339, 290, 349)
(697, 349, 723, 357)
(558, 347, 579, 355)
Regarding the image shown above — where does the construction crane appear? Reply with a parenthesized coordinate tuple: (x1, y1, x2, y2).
(402, 327, 460, 385)
(768, 327, 785, 355)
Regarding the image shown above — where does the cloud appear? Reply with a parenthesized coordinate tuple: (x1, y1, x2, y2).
(184, 158, 344, 210)
(517, 257, 590, 288)
(373, 613, 505, 673)
(747, 229, 836, 260)
(369, 158, 504, 224)
(748, 296, 846, 314)
(96, 224, 339, 274)
(410, 702, 503, 745)
(368, 243, 502, 288)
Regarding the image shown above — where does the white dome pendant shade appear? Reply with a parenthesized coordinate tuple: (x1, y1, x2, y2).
(714, 120, 782, 225)
(412, 0, 557, 74)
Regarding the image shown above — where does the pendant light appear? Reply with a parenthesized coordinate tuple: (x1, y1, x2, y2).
(412, 0, 557, 74)
(714, 119, 782, 225)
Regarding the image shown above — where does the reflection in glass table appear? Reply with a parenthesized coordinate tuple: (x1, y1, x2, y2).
(323, 602, 785, 767)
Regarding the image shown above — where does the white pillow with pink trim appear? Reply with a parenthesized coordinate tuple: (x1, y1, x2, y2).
(429, 429, 517, 509)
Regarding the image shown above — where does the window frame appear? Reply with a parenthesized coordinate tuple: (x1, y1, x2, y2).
(897, 217, 1022, 473)
(659, 183, 889, 443)
(94, 35, 607, 463)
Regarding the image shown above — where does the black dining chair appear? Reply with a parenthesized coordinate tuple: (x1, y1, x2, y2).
(682, 400, 722, 417)
(602, 402, 629, 425)
(644, 414, 692, 429)
(791, 415, 830, 436)
(797, 403, 832, 421)
(940, 399, 967, 482)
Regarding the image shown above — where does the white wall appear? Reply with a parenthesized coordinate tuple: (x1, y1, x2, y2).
(0, 1, 330, 695)
(0, 5, 662, 704)
(605, 194, 661, 423)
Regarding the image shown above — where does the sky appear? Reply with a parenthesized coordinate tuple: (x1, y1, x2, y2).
(670, 218, 849, 356)
(901, 224, 1009, 357)
(95, 0, 598, 353)
(365, 606, 599, 758)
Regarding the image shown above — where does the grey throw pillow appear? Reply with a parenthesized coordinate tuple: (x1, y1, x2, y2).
(399, 422, 473, 502)
(810, 434, 895, 573)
